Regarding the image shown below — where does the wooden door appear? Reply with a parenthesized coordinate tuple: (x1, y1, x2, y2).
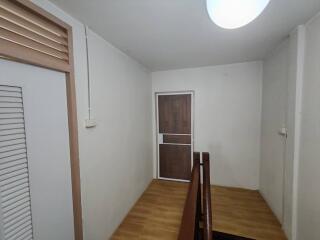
(157, 93, 193, 181)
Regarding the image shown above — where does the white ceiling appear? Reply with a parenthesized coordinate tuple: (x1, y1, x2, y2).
(50, 0, 320, 71)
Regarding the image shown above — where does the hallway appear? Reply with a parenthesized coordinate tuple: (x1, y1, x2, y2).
(112, 180, 287, 240)
(2, 1, 320, 239)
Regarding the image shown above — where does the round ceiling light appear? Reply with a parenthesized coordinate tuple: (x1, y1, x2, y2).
(206, 0, 270, 29)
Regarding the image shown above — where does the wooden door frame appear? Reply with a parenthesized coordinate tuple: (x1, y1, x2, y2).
(0, 1, 83, 240)
(155, 91, 195, 182)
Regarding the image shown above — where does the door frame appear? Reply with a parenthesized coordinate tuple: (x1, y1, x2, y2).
(155, 90, 195, 182)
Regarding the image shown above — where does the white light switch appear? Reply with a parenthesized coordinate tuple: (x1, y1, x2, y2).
(278, 127, 288, 137)
(85, 119, 97, 128)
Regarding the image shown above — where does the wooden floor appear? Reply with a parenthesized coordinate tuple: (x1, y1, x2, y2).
(112, 180, 287, 240)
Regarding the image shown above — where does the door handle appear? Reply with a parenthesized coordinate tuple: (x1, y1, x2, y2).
(278, 127, 288, 138)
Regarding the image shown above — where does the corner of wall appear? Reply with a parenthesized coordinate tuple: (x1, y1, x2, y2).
(290, 24, 306, 240)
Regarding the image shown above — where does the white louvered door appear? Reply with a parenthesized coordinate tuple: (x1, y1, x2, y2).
(0, 59, 75, 240)
(0, 85, 34, 240)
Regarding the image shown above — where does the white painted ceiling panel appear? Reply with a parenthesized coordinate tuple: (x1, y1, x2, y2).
(48, 0, 320, 71)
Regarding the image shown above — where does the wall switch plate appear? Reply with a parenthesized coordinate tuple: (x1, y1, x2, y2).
(85, 119, 97, 128)
(278, 127, 288, 138)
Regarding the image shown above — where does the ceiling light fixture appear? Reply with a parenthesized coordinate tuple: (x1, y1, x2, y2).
(206, 0, 270, 29)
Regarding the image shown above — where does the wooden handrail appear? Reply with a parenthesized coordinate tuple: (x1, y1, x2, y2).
(178, 152, 212, 240)
(203, 152, 212, 240)
(178, 152, 201, 240)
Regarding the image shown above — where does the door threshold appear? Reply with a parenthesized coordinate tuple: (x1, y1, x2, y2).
(158, 177, 190, 183)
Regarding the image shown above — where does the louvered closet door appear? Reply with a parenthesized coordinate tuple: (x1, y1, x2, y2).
(0, 86, 33, 240)
(0, 59, 75, 240)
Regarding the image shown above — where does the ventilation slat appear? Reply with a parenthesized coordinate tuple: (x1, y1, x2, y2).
(0, 102, 23, 108)
(0, 128, 26, 136)
(0, 0, 67, 38)
(0, 113, 24, 119)
(6, 225, 32, 240)
(3, 201, 31, 223)
(16, 232, 32, 240)
(0, 152, 26, 163)
(2, 189, 30, 211)
(0, 85, 34, 240)
(0, 148, 26, 160)
(0, 89, 22, 98)
(0, 86, 21, 92)
(0, 135, 25, 144)
(0, 8, 68, 45)
(0, 140, 25, 149)
(0, 145, 26, 155)
(0, 154, 26, 165)
(0, 97, 23, 102)
(0, 108, 23, 114)
(0, 161, 27, 174)
(0, 0, 72, 72)
(2, 196, 29, 215)
(0, 125, 25, 132)
(0, 145, 26, 153)
(0, 138, 25, 148)
(0, 176, 28, 192)
(0, 164, 27, 180)
(20, 233, 33, 240)
(0, 28, 69, 60)
(0, 125, 24, 131)
(0, 96, 23, 102)
(0, 122, 24, 129)
(5, 219, 31, 239)
(0, 38, 71, 72)
(0, 148, 25, 159)
(0, 167, 28, 183)
(0, 173, 28, 187)
(4, 214, 31, 235)
(1, 181, 28, 197)
(3, 202, 30, 225)
(0, 17, 68, 53)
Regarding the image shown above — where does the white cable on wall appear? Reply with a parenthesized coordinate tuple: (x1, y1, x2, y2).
(84, 25, 97, 128)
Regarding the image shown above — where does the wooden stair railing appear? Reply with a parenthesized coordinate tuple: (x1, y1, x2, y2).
(203, 152, 213, 240)
(178, 152, 201, 240)
(178, 152, 212, 240)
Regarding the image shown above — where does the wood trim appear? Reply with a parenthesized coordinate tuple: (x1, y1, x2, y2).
(0, 38, 70, 72)
(16, 0, 72, 31)
(195, 152, 202, 240)
(0, 1, 83, 240)
(178, 152, 200, 240)
(0, 8, 68, 45)
(1, 0, 67, 38)
(66, 26, 83, 240)
(0, 17, 68, 52)
(203, 152, 213, 240)
(0, 28, 69, 60)
(178, 152, 212, 240)
(163, 134, 191, 144)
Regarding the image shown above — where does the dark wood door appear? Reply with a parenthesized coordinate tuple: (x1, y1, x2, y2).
(157, 94, 192, 180)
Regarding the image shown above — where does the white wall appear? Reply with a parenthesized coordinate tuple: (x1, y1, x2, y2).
(259, 27, 305, 239)
(260, 39, 289, 223)
(296, 13, 320, 240)
(152, 62, 263, 190)
(284, 26, 306, 240)
(31, 1, 153, 239)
